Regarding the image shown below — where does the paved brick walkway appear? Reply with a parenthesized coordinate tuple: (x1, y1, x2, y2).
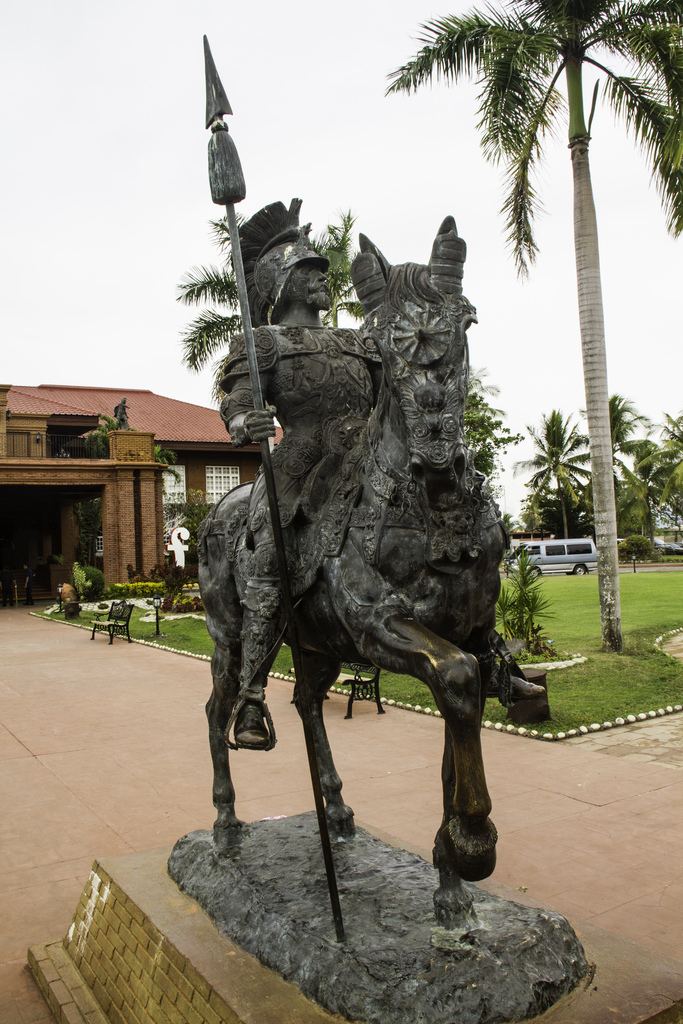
(1, 609, 683, 1020)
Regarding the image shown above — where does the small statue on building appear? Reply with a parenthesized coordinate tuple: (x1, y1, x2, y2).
(113, 397, 130, 430)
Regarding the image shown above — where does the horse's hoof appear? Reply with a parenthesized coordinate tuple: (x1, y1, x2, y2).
(446, 815, 498, 881)
(213, 819, 245, 857)
(433, 882, 476, 930)
(326, 803, 355, 837)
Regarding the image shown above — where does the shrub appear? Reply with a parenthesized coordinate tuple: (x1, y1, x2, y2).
(496, 548, 554, 656)
(618, 535, 654, 562)
(82, 565, 105, 599)
(72, 562, 92, 600)
(107, 581, 165, 598)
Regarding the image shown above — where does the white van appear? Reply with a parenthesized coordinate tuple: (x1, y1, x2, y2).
(516, 538, 597, 576)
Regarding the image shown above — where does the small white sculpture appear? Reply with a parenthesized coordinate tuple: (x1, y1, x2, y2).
(167, 526, 190, 568)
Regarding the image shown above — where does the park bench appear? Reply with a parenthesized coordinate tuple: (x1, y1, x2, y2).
(340, 661, 385, 720)
(90, 600, 134, 645)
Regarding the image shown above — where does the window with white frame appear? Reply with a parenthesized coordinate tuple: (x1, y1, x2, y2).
(205, 465, 241, 503)
(95, 534, 104, 556)
(163, 465, 186, 502)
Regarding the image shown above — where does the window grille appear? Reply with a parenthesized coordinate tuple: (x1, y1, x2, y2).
(163, 465, 186, 502)
(205, 465, 241, 503)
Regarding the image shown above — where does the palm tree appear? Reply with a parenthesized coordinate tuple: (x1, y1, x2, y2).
(179, 212, 363, 396)
(608, 394, 652, 473)
(619, 438, 667, 540)
(178, 219, 242, 398)
(388, 0, 683, 651)
(515, 410, 591, 538)
(638, 411, 683, 504)
(313, 211, 364, 327)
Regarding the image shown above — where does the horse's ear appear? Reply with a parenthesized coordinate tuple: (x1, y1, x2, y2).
(352, 249, 387, 316)
(429, 216, 466, 298)
(359, 234, 390, 279)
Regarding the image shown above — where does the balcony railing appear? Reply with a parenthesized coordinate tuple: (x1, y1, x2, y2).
(4, 432, 108, 459)
(47, 434, 109, 459)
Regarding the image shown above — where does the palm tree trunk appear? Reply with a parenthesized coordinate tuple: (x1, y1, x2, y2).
(570, 136, 623, 651)
(558, 485, 569, 538)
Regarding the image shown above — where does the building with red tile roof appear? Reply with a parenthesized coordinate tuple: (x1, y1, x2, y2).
(0, 383, 266, 591)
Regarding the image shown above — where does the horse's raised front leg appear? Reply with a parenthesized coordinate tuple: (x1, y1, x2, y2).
(293, 650, 355, 837)
(206, 638, 243, 843)
(361, 616, 496, 926)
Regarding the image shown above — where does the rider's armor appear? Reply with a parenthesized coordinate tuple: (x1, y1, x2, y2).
(219, 198, 381, 748)
(221, 325, 379, 527)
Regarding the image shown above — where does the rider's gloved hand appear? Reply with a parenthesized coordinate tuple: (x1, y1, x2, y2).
(243, 406, 277, 442)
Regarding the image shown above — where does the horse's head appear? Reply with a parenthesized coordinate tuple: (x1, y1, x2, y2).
(352, 218, 477, 502)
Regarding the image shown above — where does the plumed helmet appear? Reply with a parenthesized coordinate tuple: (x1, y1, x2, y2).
(240, 199, 328, 325)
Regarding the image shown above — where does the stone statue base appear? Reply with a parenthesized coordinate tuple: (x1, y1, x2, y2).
(168, 814, 588, 1024)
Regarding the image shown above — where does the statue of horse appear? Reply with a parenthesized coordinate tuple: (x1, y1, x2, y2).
(199, 217, 520, 926)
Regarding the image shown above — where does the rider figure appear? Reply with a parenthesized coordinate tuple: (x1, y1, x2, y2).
(219, 199, 381, 749)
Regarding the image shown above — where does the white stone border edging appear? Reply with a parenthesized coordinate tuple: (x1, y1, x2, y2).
(655, 625, 683, 655)
(29, 612, 212, 662)
(32, 614, 683, 743)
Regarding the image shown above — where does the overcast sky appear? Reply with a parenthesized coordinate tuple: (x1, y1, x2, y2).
(1, 0, 680, 515)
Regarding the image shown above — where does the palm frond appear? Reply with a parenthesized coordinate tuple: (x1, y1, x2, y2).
(180, 310, 242, 373)
(596, 65, 683, 233)
(586, 0, 683, 48)
(177, 265, 239, 308)
(387, 12, 500, 94)
(476, 22, 562, 163)
(500, 61, 566, 272)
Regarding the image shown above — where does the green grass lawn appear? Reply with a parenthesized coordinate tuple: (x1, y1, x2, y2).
(40, 572, 683, 733)
(273, 573, 683, 733)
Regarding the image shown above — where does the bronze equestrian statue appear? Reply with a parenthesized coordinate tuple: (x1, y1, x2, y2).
(199, 211, 539, 926)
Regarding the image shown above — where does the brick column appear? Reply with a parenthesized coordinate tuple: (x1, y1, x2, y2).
(139, 469, 163, 573)
(101, 483, 120, 584)
(155, 470, 165, 565)
(115, 470, 137, 578)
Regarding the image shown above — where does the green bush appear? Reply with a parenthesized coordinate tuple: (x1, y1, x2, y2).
(618, 535, 654, 562)
(107, 581, 165, 598)
(496, 548, 554, 656)
(82, 565, 105, 599)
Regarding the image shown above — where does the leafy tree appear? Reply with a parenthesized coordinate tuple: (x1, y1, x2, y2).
(515, 410, 591, 538)
(388, 0, 683, 652)
(465, 378, 523, 478)
(618, 534, 654, 561)
(523, 483, 594, 538)
(179, 212, 363, 397)
(75, 498, 102, 565)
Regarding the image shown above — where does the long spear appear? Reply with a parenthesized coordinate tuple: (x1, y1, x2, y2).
(202, 36, 345, 944)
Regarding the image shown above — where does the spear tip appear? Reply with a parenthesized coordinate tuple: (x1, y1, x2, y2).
(204, 35, 233, 128)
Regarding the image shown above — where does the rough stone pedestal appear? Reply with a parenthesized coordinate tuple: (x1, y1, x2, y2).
(168, 814, 588, 1024)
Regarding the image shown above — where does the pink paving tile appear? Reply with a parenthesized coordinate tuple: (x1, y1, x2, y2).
(3, 606, 683, 1024)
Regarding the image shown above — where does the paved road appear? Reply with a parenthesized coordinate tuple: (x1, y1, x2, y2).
(1, 609, 683, 1020)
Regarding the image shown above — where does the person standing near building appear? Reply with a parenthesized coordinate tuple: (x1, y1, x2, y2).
(23, 564, 34, 606)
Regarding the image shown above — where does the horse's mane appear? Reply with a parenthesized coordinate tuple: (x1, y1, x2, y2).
(383, 263, 444, 312)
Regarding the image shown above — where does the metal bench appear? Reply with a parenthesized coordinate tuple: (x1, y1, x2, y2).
(90, 600, 134, 645)
(341, 661, 385, 720)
